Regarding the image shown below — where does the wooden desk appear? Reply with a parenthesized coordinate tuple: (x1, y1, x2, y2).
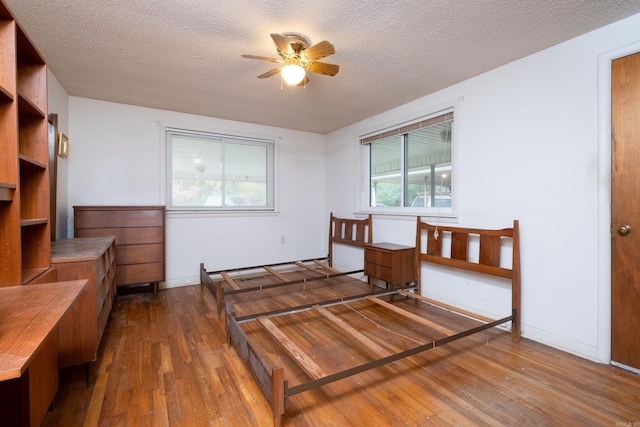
(0, 280, 87, 427)
(51, 237, 117, 368)
(364, 242, 416, 290)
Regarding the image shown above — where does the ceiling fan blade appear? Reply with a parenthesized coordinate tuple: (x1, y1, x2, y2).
(303, 40, 335, 61)
(270, 33, 292, 55)
(257, 68, 282, 79)
(308, 61, 339, 76)
(242, 54, 281, 63)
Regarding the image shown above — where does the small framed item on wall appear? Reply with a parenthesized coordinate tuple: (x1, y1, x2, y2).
(58, 132, 69, 157)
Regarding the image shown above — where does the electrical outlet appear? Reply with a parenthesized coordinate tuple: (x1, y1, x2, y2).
(280, 236, 285, 244)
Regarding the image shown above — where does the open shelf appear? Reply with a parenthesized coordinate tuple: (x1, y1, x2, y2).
(0, 181, 16, 201)
(0, 1, 50, 287)
(21, 267, 49, 285)
(17, 91, 45, 118)
(18, 153, 46, 170)
(20, 218, 48, 227)
(0, 84, 12, 101)
(0, 18, 15, 102)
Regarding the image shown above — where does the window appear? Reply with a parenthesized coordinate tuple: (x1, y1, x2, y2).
(166, 127, 274, 210)
(362, 109, 454, 213)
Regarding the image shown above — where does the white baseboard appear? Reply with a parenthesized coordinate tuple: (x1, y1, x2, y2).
(522, 324, 606, 364)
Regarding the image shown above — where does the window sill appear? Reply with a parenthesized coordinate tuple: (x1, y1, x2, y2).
(356, 207, 459, 222)
(167, 208, 279, 219)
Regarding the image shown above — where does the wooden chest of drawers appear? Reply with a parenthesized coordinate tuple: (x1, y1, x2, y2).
(51, 237, 116, 368)
(74, 206, 165, 296)
(364, 242, 416, 288)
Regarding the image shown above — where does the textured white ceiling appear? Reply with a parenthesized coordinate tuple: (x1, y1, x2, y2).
(5, 0, 640, 134)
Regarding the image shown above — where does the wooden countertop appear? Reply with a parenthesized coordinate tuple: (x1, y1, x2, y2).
(51, 237, 115, 263)
(0, 280, 87, 381)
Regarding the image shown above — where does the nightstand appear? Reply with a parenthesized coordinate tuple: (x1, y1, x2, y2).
(364, 242, 416, 291)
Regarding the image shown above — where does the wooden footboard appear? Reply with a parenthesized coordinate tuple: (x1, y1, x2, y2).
(226, 302, 285, 427)
(200, 262, 224, 314)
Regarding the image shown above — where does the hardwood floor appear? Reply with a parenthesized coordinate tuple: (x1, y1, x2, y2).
(43, 284, 640, 426)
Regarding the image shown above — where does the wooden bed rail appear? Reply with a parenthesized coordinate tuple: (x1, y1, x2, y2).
(415, 219, 521, 342)
(226, 302, 285, 426)
(328, 213, 372, 266)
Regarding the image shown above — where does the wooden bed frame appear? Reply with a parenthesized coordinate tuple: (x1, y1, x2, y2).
(200, 213, 373, 315)
(415, 218, 521, 343)
(327, 212, 372, 266)
(214, 218, 521, 426)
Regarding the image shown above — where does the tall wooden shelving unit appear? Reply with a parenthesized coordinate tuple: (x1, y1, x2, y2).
(0, 1, 51, 287)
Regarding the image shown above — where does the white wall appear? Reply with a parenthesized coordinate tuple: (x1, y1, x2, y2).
(325, 13, 640, 363)
(68, 98, 327, 287)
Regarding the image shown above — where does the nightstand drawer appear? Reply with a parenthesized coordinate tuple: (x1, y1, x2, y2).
(364, 242, 416, 287)
(365, 249, 393, 267)
(365, 262, 394, 282)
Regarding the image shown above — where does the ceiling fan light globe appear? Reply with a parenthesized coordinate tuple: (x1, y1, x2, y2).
(281, 64, 306, 85)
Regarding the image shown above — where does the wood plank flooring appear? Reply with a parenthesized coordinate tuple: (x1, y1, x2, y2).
(43, 284, 640, 426)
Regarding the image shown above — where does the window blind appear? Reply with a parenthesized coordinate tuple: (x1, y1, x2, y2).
(360, 111, 453, 144)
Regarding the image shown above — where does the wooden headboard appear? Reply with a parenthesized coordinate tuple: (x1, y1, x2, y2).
(415, 218, 521, 342)
(328, 213, 373, 266)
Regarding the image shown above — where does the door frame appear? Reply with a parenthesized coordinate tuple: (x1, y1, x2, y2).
(597, 41, 640, 364)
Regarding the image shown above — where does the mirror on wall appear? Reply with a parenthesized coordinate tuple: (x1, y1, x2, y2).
(48, 113, 58, 241)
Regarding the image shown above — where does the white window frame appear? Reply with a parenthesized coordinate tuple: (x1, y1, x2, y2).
(357, 100, 459, 218)
(163, 124, 277, 214)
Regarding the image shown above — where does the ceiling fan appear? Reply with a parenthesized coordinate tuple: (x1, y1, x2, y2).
(242, 33, 339, 86)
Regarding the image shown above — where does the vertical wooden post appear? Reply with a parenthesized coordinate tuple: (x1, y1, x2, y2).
(271, 367, 285, 427)
(216, 281, 223, 315)
(225, 302, 234, 348)
(511, 219, 521, 343)
(415, 217, 422, 295)
(328, 212, 335, 266)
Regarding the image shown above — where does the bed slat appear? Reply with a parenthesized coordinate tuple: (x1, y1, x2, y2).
(365, 295, 456, 336)
(313, 305, 392, 358)
(451, 232, 469, 260)
(294, 261, 324, 274)
(257, 316, 327, 380)
(398, 290, 495, 324)
(221, 271, 241, 290)
(313, 259, 341, 274)
(355, 222, 366, 243)
(479, 234, 501, 267)
(264, 266, 289, 282)
(426, 229, 442, 256)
